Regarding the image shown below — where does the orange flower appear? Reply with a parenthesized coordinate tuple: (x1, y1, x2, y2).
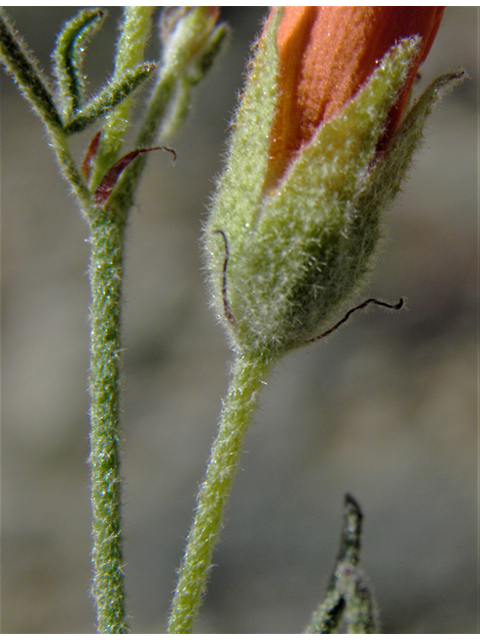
(266, 6, 445, 188)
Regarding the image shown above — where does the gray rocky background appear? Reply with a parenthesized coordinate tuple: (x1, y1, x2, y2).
(2, 6, 477, 633)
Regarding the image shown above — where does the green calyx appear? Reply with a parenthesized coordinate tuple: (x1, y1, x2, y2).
(204, 15, 463, 358)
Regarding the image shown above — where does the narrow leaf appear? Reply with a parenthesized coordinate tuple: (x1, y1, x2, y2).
(81, 130, 102, 182)
(64, 63, 155, 135)
(53, 8, 105, 118)
(93, 146, 174, 205)
(0, 11, 62, 130)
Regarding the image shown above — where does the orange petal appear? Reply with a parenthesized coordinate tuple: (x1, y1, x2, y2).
(267, 6, 444, 186)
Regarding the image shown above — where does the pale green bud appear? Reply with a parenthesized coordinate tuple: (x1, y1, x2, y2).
(204, 11, 463, 358)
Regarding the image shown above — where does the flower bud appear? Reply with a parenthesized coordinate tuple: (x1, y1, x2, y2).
(160, 7, 227, 83)
(157, 7, 228, 140)
(204, 7, 462, 357)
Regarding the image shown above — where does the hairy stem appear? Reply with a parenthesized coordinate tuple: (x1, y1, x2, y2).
(49, 128, 91, 210)
(90, 6, 154, 188)
(107, 71, 177, 215)
(0, 10, 63, 130)
(168, 350, 273, 633)
(88, 209, 128, 633)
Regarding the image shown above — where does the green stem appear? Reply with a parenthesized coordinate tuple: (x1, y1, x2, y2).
(0, 11, 63, 131)
(135, 71, 177, 149)
(107, 71, 177, 216)
(168, 350, 273, 633)
(88, 208, 128, 633)
(49, 128, 91, 211)
(90, 6, 154, 187)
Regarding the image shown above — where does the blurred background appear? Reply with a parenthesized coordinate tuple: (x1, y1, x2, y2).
(1, 6, 477, 633)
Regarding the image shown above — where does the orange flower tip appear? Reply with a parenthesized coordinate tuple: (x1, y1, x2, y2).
(265, 6, 445, 187)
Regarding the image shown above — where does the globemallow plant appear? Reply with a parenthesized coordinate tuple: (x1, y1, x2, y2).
(1, 5, 463, 634)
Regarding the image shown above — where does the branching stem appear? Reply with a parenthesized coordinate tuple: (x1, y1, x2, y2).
(1, 6, 229, 633)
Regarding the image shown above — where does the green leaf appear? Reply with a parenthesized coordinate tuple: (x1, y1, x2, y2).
(52, 7, 105, 119)
(0, 10, 62, 130)
(64, 63, 155, 135)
